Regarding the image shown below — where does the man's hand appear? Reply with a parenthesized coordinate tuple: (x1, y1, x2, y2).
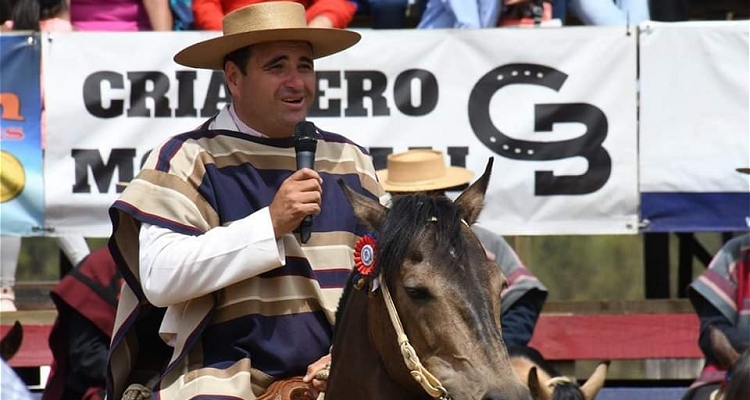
(302, 353, 331, 398)
(269, 169, 322, 238)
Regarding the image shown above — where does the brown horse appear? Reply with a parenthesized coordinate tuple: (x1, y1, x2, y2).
(325, 159, 531, 400)
(708, 326, 749, 400)
(509, 346, 609, 400)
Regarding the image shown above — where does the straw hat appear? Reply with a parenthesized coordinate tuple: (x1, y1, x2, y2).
(173, 2, 361, 70)
(376, 150, 474, 192)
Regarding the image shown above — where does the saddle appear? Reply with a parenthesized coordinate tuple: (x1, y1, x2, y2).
(257, 377, 316, 400)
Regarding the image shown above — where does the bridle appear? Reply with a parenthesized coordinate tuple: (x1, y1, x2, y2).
(371, 216, 475, 400)
(380, 275, 453, 400)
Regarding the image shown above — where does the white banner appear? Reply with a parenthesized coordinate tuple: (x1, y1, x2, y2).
(44, 27, 638, 237)
(639, 21, 750, 231)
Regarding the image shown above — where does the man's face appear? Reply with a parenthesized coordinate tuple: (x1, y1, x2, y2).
(226, 41, 315, 138)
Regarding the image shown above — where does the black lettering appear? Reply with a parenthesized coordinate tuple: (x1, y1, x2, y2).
(310, 71, 342, 117)
(82, 71, 124, 119)
(201, 71, 230, 117)
(344, 71, 390, 117)
(369, 147, 394, 171)
(393, 69, 438, 116)
(176, 70, 198, 117)
(446, 147, 469, 168)
(533, 103, 610, 195)
(71, 148, 136, 193)
(127, 72, 171, 117)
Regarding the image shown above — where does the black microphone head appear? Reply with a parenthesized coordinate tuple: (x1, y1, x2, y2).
(294, 121, 318, 152)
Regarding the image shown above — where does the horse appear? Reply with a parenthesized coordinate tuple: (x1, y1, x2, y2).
(508, 346, 609, 400)
(707, 326, 750, 400)
(325, 158, 532, 400)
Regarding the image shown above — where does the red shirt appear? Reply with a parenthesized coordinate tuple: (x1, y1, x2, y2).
(193, 0, 357, 30)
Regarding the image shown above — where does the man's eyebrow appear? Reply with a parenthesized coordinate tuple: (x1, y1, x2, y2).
(263, 55, 288, 68)
(262, 55, 314, 68)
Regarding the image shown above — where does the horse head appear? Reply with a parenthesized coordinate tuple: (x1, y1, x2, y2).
(709, 325, 750, 400)
(510, 346, 608, 400)
(329, 158, 531, 400)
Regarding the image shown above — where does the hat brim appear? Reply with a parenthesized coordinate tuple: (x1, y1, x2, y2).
(174, 28, 361, 70)
(376, 167, 474, 192)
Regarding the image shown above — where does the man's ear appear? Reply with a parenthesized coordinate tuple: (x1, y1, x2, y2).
(224, 62, 239, 87)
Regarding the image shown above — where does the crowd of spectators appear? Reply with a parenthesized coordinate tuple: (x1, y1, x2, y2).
(0, 0, 708, 33)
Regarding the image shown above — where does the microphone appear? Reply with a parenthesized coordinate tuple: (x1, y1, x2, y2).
(294, 121, 318, 243)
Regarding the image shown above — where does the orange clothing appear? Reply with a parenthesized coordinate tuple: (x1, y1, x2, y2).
(193, 0, 357, 30)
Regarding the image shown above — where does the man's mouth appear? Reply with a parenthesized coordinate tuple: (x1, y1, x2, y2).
(282, 97, 304, 105)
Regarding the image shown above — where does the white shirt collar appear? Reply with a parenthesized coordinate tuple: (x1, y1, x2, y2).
(212, 104, 267, 138)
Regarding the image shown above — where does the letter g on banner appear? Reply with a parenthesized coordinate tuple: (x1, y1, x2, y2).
(468, 63, 610, 196)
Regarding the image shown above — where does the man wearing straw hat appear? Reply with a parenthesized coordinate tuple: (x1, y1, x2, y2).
(106, 3, 383, 399)
(378, 149, 548, 348)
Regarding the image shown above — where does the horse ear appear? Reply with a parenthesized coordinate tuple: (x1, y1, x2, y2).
(0, 321, 23, 361)
(709, 325, 740, 369)
(527, 366, 552, 400)
(579, 361, 610, 400)
(337, 179, 386, 230)
(454, 157, 493, 225)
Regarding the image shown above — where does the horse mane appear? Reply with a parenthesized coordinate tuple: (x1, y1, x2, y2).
(377, 194, 467, 282)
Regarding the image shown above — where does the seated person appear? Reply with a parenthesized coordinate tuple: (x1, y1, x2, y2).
(42, 246, 123, 400)
(682, 233, 750, 400)
(377, 149, 548, 346)
(1, 358, 33, 400)
(192, 0, 357, 30)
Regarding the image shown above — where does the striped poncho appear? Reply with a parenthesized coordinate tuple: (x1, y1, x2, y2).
(106, 113, 382, 400)
(688, 234, 750, 388)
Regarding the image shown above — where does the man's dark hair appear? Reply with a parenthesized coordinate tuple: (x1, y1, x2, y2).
(223, 46, 253, 75)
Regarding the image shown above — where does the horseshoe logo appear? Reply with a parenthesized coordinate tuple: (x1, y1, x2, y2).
(468, 63, 611, 195)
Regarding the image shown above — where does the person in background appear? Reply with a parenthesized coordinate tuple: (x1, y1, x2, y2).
(1, 358, 34, 400)
(377, 149, 548, 347)
(682, 168, 750, 400)
(1, 0, 91, 314)
(682, 231, 750, 400)
(3, 0, 70, 29)
(362, 0, 426, 29)
(417, 0, 502, 28)
(69, 0, 172, 31)
(192, 0, 356, 30)
(105, 2, 382, 399)
(554, 0, 650, 25)
(42, 246, 123, 400)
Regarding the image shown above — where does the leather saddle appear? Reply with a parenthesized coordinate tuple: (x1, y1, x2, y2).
(257, 377, 317, 400)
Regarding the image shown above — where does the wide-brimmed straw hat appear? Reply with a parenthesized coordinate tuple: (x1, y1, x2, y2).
(376, 150, 474, 192)
(174, 2, 361, 70)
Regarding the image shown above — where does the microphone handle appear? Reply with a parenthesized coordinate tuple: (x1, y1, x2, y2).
(296, 149, 315, 243)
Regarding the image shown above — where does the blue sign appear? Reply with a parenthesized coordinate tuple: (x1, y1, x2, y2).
(0, 33, 44, 235)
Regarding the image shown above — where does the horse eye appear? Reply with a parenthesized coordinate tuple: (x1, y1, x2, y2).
(404, 287, 432, 302)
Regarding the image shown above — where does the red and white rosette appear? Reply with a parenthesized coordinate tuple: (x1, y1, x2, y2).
(354, 234, 377, 277)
